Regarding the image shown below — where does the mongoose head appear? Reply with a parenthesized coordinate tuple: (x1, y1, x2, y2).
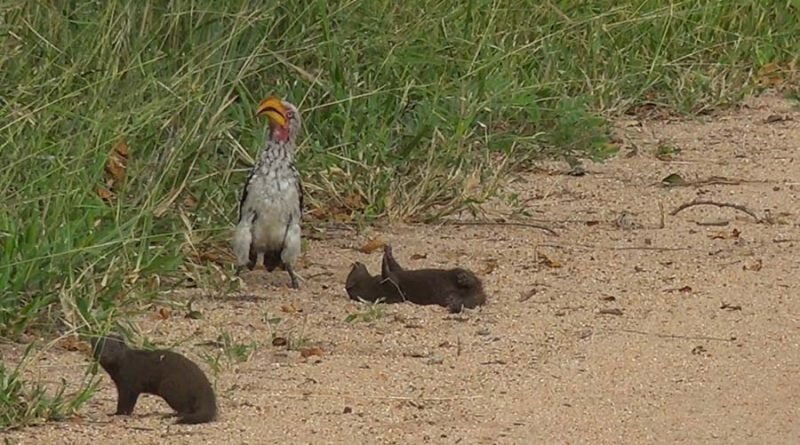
(345, 262, 376, 300)
(91, 334, 129, 365)
(256, 96, 302, 144)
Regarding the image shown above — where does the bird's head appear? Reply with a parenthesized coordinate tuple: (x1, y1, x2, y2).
(255, 96, 302, 144)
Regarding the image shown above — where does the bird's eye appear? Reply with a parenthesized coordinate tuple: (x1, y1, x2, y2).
(286, 110, 294, 119)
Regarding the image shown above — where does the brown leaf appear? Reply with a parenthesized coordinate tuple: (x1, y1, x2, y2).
(185, 310, 203, 320)
(679, 286, 692, 293)
(585, 220, 601, 226)
(280, 304, 298, 314)
(96, 186, 114, 202)
(343, 192, 365, 211)
(720, 302, 742, 311)
(307, 207, 329, 220)
(358, 238, 385, 254)
(104, 136, 129, 187)
(709, 228, 740, 240)
(743, 259, 762, 271)
(756, 62, 784, 88)
(519, 288, 538, 302)
(538, 253, 562, 268)
(300, 346, 324, 358)
(56, 335, 88, 352)
(182, 194, 198, 209)
(272, 337, 288, 347)
(597, 308, 623, 316)
(196, 247, 233, 265)
(482, 258, 498, 274)
(410, 253, 427, 260)
(154, 307, 171, 320)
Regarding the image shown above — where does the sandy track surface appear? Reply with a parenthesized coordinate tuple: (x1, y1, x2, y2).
(4, 93, 800, 445)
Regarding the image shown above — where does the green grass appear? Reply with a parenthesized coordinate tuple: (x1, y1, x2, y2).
(1, 0, 799, 429)
(0, 342, 98, 430)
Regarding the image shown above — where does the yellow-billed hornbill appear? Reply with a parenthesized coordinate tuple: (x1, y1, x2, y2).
(232, 96, 304, 289)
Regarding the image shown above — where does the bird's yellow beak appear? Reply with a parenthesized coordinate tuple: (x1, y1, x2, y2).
(255, 96, 287, 128)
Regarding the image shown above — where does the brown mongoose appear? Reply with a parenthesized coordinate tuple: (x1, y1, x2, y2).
(91, 335, 217, 424)
(232, 96, 304, 289)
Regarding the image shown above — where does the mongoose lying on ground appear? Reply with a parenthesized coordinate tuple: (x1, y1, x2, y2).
(345, 245, 487, 313)
(91, 335, 217, 424)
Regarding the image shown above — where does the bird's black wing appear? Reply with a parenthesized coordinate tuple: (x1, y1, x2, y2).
(292, 164, 304, 221)
(237, 168, 255, 222)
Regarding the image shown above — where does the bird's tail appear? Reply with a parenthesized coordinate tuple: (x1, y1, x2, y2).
(263, 250, 283, 272)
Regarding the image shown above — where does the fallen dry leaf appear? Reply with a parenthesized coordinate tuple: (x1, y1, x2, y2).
(185, 310, 203, 320)
(539, 253, 562, 268)
(720, 302, 742, 311)
(307, 207, 329, 220)
(104, 136, 129, 187)
(182, 193, 198, 209)
(154, 307, 171, 320)
(756, 61, 784, 88)
(679, 286, 692, 293)
(482, 258, 498, 274)
(743, 259, 762, 271)
(272, 337, 288, 347)
(56, 335, 88, 352)
(410, 253, 427, 260)
(519, 288, 538, 302)
(709, 228, 740, 240)
(96, 186, 114, 202)
(597, 308, 624, 316)
(661, 173, 686, 187)
(300, 346, 324, 358)
(358, 238, 385, 254)
(343, 192, 366, 211)
(280, 304, 298, 314)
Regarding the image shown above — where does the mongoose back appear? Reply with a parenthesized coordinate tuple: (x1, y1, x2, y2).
(91, 335, 217, 424)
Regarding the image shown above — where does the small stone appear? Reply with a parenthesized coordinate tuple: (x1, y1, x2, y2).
(425, 355, 444, 365)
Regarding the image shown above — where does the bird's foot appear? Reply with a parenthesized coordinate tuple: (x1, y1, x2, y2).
(287, 267, 300, 290)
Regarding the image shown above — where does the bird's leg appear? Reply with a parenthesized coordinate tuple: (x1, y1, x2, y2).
(247, 245, 258, 270)
(286, 265, 299, 289)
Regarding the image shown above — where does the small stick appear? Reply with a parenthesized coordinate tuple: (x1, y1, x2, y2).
(670, 199, 761, 222)
(538, 242, 691, 252)
(613, 328, 736, 343)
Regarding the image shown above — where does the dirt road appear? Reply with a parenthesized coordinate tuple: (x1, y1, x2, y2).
(4, 93, 800, 444)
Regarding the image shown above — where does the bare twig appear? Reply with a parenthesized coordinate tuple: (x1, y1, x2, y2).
(437, 220, 559, 236)
(670, 199, 761, 222)
(538, 242, 691, 252)
(612, 328, 735, 343)
(264, 392, 483, 401)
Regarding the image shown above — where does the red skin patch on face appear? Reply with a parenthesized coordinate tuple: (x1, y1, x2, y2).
(270, 125, 289, 142)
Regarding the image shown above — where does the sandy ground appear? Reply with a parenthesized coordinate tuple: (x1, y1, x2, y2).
(3, 93, 800, 445)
